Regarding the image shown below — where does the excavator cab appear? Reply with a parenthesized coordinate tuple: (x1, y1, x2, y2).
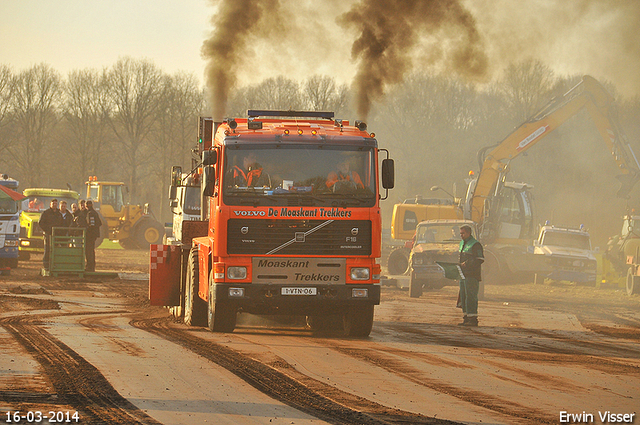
(481, 182, 536, 244)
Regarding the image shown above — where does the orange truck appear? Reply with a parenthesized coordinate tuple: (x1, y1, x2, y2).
(149, 111, 395, 336)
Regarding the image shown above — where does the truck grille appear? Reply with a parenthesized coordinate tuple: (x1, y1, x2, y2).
(228, 219, 371, 256)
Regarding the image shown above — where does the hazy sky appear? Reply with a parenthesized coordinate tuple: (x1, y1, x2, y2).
(1, 0, 639, 98)
(0, 0, 211, 78)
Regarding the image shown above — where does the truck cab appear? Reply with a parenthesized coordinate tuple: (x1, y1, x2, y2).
(166, 167, 203, 245)
(0, 175, 22, 269)
(19, 188, 79, 260)
(532, 223, 597, 285)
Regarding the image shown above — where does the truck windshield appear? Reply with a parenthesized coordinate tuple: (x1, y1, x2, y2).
(223, 145, 376, 207)
(416, 223, 468, 244)
(23, 196, 78, 213)
(0, 198, 19, 214)
(184, 186, 201, 215)
(541, 232, 591, 250)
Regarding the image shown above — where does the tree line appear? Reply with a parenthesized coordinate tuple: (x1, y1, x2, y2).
(1, 57, 639, 244)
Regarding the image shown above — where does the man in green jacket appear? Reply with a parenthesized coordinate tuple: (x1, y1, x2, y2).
(458, 225, 484, 326)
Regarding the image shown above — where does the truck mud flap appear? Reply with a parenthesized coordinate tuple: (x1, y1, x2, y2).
(149, 244, 181, 306)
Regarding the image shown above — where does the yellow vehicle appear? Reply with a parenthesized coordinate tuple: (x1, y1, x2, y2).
(19, 188, 80, 260)
(389, 75, 640, 281)
(86, 178, 164, 249)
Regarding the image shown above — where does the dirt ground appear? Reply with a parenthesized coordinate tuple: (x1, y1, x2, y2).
(0, 250, 638, 425)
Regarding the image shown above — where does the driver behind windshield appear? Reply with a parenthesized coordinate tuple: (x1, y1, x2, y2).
(227, 152, 271, 188)
(326, 159, 364, 192)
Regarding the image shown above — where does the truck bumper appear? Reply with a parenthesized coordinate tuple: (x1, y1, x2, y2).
(212, 283, 381, 316)
(543, 269, 596, 283)
(411, 265, 446, 280)
(19, 237, 44, 253)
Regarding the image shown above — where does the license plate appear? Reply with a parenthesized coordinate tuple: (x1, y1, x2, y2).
(281, 287, 317, 296)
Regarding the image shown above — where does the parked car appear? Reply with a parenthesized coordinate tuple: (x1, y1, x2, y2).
(532, 223, 597, 285)
(408, 219, 478, 298)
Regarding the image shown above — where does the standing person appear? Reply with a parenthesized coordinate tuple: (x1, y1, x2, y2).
(39, 199, 63, 271)
(458, 225, 484, 327)
(85, 200, 102, 272)
(59, 201, 74, 228)
(74, 200, 88, 228)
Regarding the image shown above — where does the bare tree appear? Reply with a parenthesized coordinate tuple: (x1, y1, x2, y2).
(105, 57, 162, 202)
(243, 76, 302, 111)
(7, 63, 63, 187)
(498, 59, 556, 122)
(63, 68, 112, 188)
(302, 75, 349, 114)
(147, 71, 204, 222)
(0, 65, 14, 157)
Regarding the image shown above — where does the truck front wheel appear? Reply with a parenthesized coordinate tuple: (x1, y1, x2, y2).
(184, 247, 207, 326)
(386, 247, 409, 276)
(626, 267, 639, 296)
(343, 305, 374, 337)
(409, 272, 423, 298)
(207, 277, 237, 333)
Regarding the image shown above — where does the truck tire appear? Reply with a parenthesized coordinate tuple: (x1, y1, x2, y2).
(169, 247, 189, 319)
(118, 237, 138, 250)
(305, 314, 343, 334)
(134, 219, 165, 250)
(343, 305, 374, 337)
(409, 272, 423, 298)
(626, 268, 639, 296)
(483, 249, 506, 285)
(386, 247, 409, 276)
(184, 247, 207, 326)
(478, 281, 485, 300)
(207, 274, 237, 333)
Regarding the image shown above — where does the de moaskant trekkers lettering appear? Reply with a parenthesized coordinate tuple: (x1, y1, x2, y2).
(233, 207, 353, 218)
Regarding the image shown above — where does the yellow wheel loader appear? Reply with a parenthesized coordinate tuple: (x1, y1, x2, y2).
(86, 178, 164, 249)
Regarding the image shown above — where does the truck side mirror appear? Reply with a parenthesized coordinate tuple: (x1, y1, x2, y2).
(170, 165, 182, 187)
(169, 185, 177, 200)
(382, 159, 395, 189)
(169, 199, 178, 209)
(203, 150, 217, 166)
(202, 165, 215, 197)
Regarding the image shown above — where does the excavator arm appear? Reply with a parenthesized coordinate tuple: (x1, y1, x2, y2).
(470, 75, 640, 224)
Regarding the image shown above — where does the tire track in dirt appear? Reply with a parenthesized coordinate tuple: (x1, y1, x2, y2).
(132, 315, 461, 425)
(319, 339, 557, 425)
(0, 312, 161, 425)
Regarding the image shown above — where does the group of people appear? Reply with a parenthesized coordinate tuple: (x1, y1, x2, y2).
(39, 199, 102, 272)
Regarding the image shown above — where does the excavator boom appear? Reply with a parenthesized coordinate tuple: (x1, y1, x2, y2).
(470, 75, 640, 225)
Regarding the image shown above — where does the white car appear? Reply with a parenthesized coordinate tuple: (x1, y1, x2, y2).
(533, 224, 597, 285)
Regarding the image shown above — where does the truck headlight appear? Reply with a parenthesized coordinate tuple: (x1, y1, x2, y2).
(20, 240, 30, 247)
(4, 240, 19, 247)
(350, 267, 370, 280)
(227, 266, 247, 280)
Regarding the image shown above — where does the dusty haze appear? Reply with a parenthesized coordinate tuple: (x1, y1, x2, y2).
(202, 0, 639, 119)
(338, 0, 488, 119)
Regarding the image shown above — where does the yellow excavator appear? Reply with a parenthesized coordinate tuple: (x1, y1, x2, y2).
(388, 75, 640, 280)
(86, 177, 164, 249)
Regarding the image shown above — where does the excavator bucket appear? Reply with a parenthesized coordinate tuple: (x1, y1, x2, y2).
(616, 174, 639, 199)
